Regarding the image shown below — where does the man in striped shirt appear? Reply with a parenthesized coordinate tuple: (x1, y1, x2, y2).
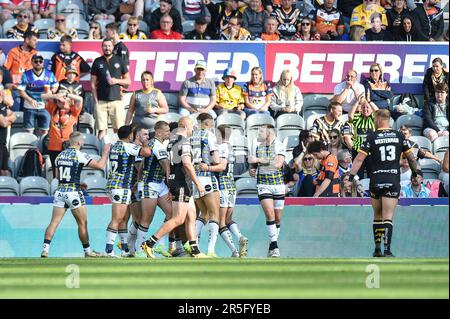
(347, 97, 378, 178)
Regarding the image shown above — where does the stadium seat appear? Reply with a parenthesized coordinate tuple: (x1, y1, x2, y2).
(235, 177, 258, 197)
(80, 169, 104, 182)
(246, 114, 275, 131)
(229, 133, 248, 155)
(119, 20, 149, 34)
(78, 113, 95, 134)
(8, 132, 39, 161)
(65, 14, 90, 38)
(19, 176, 50, 196)
(283, 135, 299, 150)
(57, 0, 86, 18)
(158, 112, 181, 124)
(14, 155, 23, 178)
(2, 19, 17, 37)
(305, 112, 325, 130)
(96, 19, 114, 37)
(7, 159, 14, 178)
(409, 136, 433, 152)
(276, 113, 304, 131)
(81, 133, 101, 155)
(216, 113, 245, 132)
(34, 19, 55, 38)
(0, 176, 20, 196)
(83, 176, 108, 197)
(433, 136, 449, 154)
(123, 92, 133, 110)
(395, 114, 423, 136)
(182, 20, 195, 34)
(45, 156, 54, 183)
(418, 159, 441, 180)
(165, 92, 179, 112)
(278, 130, 298, 143)
(302, 94, 330, 116)
(50, 178, 59, 195)
(359, 178, 370, 192)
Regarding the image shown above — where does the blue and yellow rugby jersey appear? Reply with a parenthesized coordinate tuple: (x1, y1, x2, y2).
(55, 147, 92, 192)
(217, 142, 236, 191)
(191, 129, 218, 177)
(107, 141, 142, 190)
(252, 139, 286, 185)
(141, 138, 168, 184)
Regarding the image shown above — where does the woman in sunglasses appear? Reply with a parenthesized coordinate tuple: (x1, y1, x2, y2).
(292, 153, 319, 198)
(327, 129, 344, 157)
(362, 62, 393, 111)
(88, 22, 103, 40)
(292, 17, 320, 41)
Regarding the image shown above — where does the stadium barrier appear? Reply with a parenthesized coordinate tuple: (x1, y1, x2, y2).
(0, 198, 447, 258)
(0, 40, 448, 94)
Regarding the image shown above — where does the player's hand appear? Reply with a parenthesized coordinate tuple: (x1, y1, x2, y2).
(80, 183, 88, 190)
(108, 77, 118, 85)
(166, 192, 173, 202)
(197, 184, 206, 197)
(249, 168, 256, 177)
(199, 163, 208, 171)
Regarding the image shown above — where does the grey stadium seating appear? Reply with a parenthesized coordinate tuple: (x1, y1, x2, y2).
(19, 176, 50, 196)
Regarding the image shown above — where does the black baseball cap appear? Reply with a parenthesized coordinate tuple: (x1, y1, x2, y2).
(32, 54, 44, 60)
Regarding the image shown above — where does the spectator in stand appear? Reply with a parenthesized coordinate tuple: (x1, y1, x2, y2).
(89, 0, 120, 22)
(243, 66, 273, 117)
(328, 128, 344, 157)
(337, 148, 353, 176)
(292, 152, 319, 197)
(125, 71, 169, 130)
(146, 0, 183, 35)
(333, 69, 365, 113)
(119, 16, 148, 40)
(179, 60, 217, 118)
(440, 149, 449, 195)
(362, 62, 393, 110)
(150, 14, 183, 39)
(260, 16, 281, 40)
(386, 0, 410, 35)
(205, 0, 243, 37)
(106, 23, 130, 68)
(31, 0, 56, 21)
(311, 101, 344, 144)
(307, 140, 340, 197)
(423, 57, 449, 104)
(399, 124, 442, 163)
(47, 14, 78, 40)
(88, 21, 103, 40)
(57, 67, 84, 109)
(242, 0, 269, 39)
(185, 16, 215, 39)
(6, 9, 39, 39)
(181, 0, 210, 21)
(90, 38, 131, 140)
(214, 68, 246, 118)
(340, 172, 366, 197)
(400, 171, 430, 198)
(220, 16, 252, 40)
(0, 70, 16, 176)
(400, 157, 411, 184)
(41, 90, 83, 178)
(18, 53, 59, 137)
(393, 15, 429, 41)
(308, 0, 345, 40)
(292, 129, 316, 160)
(365, 12, 393, 40)
(350, 0, 387, 37)
(292, 16, 321, 40)
(270, 69, 303, 118)
(410, 0, 444, 41)
(422, 82, 449, 142)
(119, 0, 145, 21)
(271, 0, 303, 40)
(0, 0, 33, 25)
(48, 35, 91, 83)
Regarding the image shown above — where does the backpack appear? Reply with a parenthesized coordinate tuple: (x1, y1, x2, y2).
(17, 148, 44, 178)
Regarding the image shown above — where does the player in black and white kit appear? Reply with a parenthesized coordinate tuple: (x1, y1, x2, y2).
(141, 117, 207, 258)
(41, 132, 110, 258)
(350, 109, 420, 257)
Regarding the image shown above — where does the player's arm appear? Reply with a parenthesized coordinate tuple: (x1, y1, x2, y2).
(135, 161, 143, 185)
(182, 154, 205, 194)
(349, 151, 367, 180)
(273, 155, 285, 170)
(125, 92, 136, 125)
(87, 144, 110, 170)
(405, 150, 421, 177)
(90, 74, 98, 104)
(159, 158, 171, 181)
(200, 158, 227, 173)
(138, 144, 151, 158)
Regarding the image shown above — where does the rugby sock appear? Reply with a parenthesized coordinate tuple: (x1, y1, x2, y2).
(105, 227, 118, 253)
(42, 239, 51, 253)
(196, 217, 207, 239)
(82, 243, 92, 254)
(373, 220, 384, 250)
(190, 240, 200, 255)
(207, 221, 220, 254)
(266, 220, 278, 244)
(219, 227, 237, 253)
(136, 224, 149, 252)
(276, 224, 281, 237)
(119, 229, 129, 252)
(129, 221, 138, 236)
(146, 235, 159, 249)
(227, 221, 243, 239)
(169, 236, 176, 250)
(383, 220, 394, 252)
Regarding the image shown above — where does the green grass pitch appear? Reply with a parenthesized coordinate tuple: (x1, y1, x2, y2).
(0, 258, 448, 299)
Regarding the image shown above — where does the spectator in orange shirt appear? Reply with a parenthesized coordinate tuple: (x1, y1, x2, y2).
(150, 14, 183, 40)
(260, 16, 280, 40)
(307, 140, 341, 197)
(41, 90, 83, 178)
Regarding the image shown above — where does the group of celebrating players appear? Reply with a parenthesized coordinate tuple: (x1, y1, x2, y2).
(40, 104, 420, 259)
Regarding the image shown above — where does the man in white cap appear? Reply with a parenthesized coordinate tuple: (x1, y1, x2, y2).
(179, 60, 217, 119)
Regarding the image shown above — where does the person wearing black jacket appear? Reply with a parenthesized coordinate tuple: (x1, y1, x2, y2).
(145, 0, 183, 35)
(184, 17, 216, 39)
(365, 12, 393, 41)
(422, 82, 449, 142)
(204, 0, 243, 38)
(393, 15, 429, 41)
(410, 0, 444, 41)
(386, 0, 410, 35)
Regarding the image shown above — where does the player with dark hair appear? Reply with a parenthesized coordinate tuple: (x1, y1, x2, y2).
(249, 124, 286, 257)
(104, 125, 151, 257)
(41, 132, 110, 258)
(349, 109, 420, 257)
(141, 117, 207, 258)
